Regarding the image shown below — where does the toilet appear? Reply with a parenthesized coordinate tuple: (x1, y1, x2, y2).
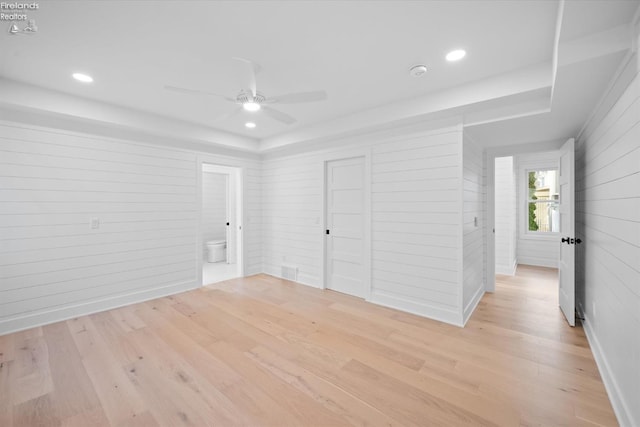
(206, 240, 226, 263)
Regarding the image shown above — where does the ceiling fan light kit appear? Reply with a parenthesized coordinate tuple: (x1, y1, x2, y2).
(242, 102, 261, 112)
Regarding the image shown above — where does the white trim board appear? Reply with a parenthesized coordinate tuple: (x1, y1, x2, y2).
(0, 280, 197, 336)
(462, 284, 485, 326)
(370, 291, 463, 327)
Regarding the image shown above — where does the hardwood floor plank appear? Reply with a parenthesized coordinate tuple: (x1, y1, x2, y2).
(13, 394, 61, 427)
(10, 331, 54, 406)
(0, 332, 15, 364)
(66, 316, 148, 426)
(60, 407, 111, 427)
(41, 322, 106, 422)
(108, 305, 147, 333)
(0, 359, 13, 427)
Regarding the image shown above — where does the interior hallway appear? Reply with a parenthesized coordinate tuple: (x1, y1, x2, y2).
(0, 267, 615, 426)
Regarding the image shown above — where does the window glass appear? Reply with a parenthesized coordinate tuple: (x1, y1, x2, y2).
(527, 170, 559, 232)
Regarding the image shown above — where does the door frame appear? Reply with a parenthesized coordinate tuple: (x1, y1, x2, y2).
(321, 149, 372, 300)
(197, 160, 244, 286)
(484, 140, 566, 293)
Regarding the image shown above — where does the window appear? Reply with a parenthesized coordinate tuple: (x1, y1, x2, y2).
(526, 169, 559, 233)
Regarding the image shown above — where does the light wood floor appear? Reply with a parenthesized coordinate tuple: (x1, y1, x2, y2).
(0, 266, 617, 426)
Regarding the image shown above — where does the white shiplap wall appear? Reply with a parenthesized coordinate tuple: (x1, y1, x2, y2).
(0, 121, 263, 335)
(262, 125, 469, 325)
(494, 156, 517, 275)
(239, 163, 263, 276)
(0, 122, 197, 333)
(202, 172, 227, 249)
(575, 57, 639, 427)
(462, 133, 485, 323)
(261, 157, 323, 285)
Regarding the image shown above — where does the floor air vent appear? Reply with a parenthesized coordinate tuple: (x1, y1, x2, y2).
(281, 264, 298, 281)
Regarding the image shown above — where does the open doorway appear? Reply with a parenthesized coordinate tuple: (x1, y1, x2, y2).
(488, 141, 575, 326)
(201, 163, 243, 285)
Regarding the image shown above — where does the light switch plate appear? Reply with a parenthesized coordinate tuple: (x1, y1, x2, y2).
(90, 217, 100, 229)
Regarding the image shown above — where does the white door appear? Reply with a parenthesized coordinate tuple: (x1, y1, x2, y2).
(559, 138, 575, 326)
(326, 157, 366, 298)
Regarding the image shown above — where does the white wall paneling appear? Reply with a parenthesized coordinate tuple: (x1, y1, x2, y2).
(494, 156, 517, 275)
(0, 120, 262, 335)
(462, 133, 486, 324)
(371, 128, 464, 326)
(262, 124, 474, 325)
(575, 50, 639, 427)
(0, 122, 198, 334)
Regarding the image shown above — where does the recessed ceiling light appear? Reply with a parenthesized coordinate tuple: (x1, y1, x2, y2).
(243, 102, 260, 112)
(245, 122, 256, 129)
(446, 49, 466, 62)
(72, 73, 93, 83)
(409, 64, 428, 77)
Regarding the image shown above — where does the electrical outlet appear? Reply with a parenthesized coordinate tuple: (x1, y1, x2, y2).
(592, 301, 596, 318)
(90, 217, 100, 229)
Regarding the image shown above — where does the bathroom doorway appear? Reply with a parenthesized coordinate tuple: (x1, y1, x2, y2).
(201, 163, 243, 285)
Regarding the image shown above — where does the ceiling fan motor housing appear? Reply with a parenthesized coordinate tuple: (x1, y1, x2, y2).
(237, 91, 266, 104)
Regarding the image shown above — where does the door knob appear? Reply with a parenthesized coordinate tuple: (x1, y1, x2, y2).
(561, 237, 571, 244)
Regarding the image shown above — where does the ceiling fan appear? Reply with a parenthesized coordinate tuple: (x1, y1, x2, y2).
(164, 57, 327, 125)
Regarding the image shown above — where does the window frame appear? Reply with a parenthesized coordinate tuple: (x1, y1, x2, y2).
(521, 166, 560, 239)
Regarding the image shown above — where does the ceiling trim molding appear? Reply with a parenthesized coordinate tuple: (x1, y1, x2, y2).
(558, 24, 632, 68)
(551, 0, 566, 102)
(0, 78, 259, 153)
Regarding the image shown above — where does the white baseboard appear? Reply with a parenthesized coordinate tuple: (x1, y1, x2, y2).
(495, 259, 517, 276)
(369, 290, 462, 327)
(462, 284, 485, 326)
(0, 280, 198, 336)
(262, 265, 322, 289)
(517, 256, 557, 268)
(577, 303, 635, 427)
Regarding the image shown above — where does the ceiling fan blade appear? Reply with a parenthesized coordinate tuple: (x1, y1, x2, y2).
(164, 85, 235, 102)
(266, 91, 327, 104)
(212, 106, 243, 123)
(232, 57, 259, 97)
(262, 106, 297, 125)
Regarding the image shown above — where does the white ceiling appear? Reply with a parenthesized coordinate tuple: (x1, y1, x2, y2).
(0, 0, 638, 151)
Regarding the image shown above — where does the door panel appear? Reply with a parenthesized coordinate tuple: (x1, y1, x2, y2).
(559, 138, 575, 326)
(326, 157, 366, 298)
